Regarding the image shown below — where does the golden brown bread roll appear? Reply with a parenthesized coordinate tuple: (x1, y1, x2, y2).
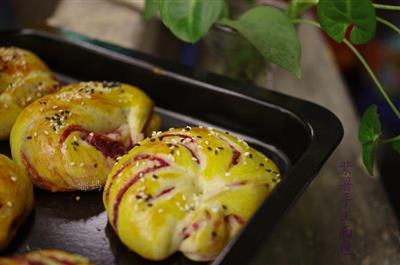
(10, 81, 160, 192)
(0, 47, 59, 139)
(0, 250, 93, 265)
(104, 127, 281, 261)
(0, 155, 33, 250)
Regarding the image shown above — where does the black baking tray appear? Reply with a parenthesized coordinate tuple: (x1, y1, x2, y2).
(0, 27, 343, 265)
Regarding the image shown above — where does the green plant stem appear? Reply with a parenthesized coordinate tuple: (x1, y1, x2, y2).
(343, 39, 400, 119)
(373, 4, 400, 11)
(292, 18, 400, 120)
(381, 135, 400, 144)
(377, 17, 400, 35)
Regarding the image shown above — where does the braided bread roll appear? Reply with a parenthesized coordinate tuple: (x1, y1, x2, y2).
(10, 81, 160, 192)
(0, 155, 33, 250)
(104, 127, 281, 261)
(0, 47, 59, 139)
(0, 250, 93, 265)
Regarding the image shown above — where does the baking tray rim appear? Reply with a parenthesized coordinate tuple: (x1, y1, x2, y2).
(0, 26, 344, 265)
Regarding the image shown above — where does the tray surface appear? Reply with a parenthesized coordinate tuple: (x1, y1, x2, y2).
(0, 27, 343, 265)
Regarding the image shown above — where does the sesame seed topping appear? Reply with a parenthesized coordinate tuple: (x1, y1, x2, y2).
(75, 196, 81, 202)
(10, 176, 17, 182)
(6, 201, 12, 207)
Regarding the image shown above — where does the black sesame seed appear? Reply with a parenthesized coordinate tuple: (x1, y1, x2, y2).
(214, 150, 218, 155)
(260, 163, 264, 167)
(207, 147, 212, 151)
(136, 195, 142, 199)
(152, 174, 158, 179)
(212, 232, 217, 237)
(266, 169, 272, 173)
(197, 136, 202, 138)
(94, 163, 98, 168)
(222, 205, 227, 210)
(185, 127, 190, 131)
(148, 203, 153, 207)
(150, 138, 156, 142)
(249, 154, 253, 158)
(26, 136, 32, 139)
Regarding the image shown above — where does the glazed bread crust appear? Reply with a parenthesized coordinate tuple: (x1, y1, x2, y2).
(10, 81, 160, 192)
(0, 250, 93, 265)
(0, 154, 33, 250)
(0, 47, 59, 139)
(104, 127, 281, 261)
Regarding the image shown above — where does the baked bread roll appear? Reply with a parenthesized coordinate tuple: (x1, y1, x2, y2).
(10, 81, 160, 192)
(0, 250, 93, 265)
(0, 47, 59, 139)
(0, 154, 33, 250)
(104, 127, 281, 261)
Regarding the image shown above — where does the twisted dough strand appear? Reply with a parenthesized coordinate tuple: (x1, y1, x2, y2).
(104, 127, 280, 261)
(0, 250, 93, 265)
(0, 47, 59, 139)
(11, 81, 159, 192)
(0, 155, 33, 250)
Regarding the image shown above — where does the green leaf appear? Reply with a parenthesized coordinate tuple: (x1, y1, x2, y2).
(144, 0, 159, 21)
(220, 6, 301, 78)
(359, 105, 381, 144)
(317, 0, 377, 44)
(362, 143, 375, 176)
(159, 0, 224, 43)
(287, 0, 318, 19)
(219, 1, 229, 19)
(359, 105, 381, 175)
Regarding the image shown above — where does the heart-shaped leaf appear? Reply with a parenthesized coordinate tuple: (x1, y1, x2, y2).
(159, 0, 224, 43)
(359, 105, 381, 175)
(317, 0, 377, 44)
(220, 6, 301, 78)
(144, 0, 159, 21)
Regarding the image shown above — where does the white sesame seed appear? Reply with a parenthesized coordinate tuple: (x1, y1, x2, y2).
(70, 162, 75, 166)
(75, 196, 80, 201)
(158, 208, 164, 213)
(89, 132, 94, 137)
(33, 132, 37, 137)
(3, 104, 8, 109)
(7, 201, 12, 207)
(205, 141, 209, 145)
(52, 105, 58, 109)
(44, 130, 49, 135)
(192, 157, 197, 161)
(10, 176, 17, 182)
(79, 163, 85, 167)
(225, 172, 231, 176)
